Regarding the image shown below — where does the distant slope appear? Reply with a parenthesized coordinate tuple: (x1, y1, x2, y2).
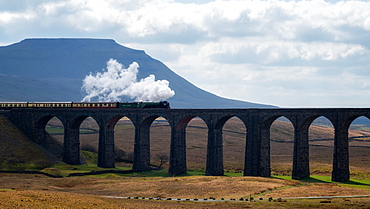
(0, 38, 275, 108)
(0, 74, 82, 101)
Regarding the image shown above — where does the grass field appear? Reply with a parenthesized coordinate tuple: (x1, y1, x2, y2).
(0, 172, 369, 208)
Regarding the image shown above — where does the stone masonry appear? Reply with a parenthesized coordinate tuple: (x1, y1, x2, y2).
(5, 108, 370, 182)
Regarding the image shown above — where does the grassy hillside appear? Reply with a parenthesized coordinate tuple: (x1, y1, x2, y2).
(0, 116, 53, 170)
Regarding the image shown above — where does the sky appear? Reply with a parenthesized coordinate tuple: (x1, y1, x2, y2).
(1, 0, 370, 107)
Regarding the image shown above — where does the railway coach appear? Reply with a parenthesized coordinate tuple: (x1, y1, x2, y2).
(0, 101, 170, 109)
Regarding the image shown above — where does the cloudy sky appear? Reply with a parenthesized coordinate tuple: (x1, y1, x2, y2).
(1, 0, 370, 107)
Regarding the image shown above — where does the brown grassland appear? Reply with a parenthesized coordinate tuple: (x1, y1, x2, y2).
(1, 116, 370, 208)
(1, 173, 370, 208)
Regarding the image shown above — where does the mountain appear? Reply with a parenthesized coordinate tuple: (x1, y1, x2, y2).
(0, 38, 275, 108)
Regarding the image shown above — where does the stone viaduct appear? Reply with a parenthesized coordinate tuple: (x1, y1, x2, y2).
(4, 107, 370, 182)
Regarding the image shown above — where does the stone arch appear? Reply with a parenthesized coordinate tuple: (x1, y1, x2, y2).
(204, 115, 249, 176)
(69, 115, 90, 129)
(268, 116, 295, 176)
(105, 115, 135, 169)
(341, 114, 370, 181)
(64, 114, 100, 165)
(141, 115, 171, 128)
(262, 115, 295, 130)
(215, 116, 234, 130)
(176, 115, 199, 130)
(132, 114, 171, 172)
(42, 116, 65, 161)
(259, 114, 295, 177)
(149, 116, 171, 169)
(300, 115, 335, 132)
(292, 115, 335, 180)
(169, 115, 208, 176)
(105, 115, 135, 130)
(216, 115, 247, 173)
(342, 114, 370, 131)
(34, 115, 64, 144)
(310, 116, 335, 174)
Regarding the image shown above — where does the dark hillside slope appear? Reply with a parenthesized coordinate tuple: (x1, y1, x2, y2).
(0, 38, 275, 108)
(0, 115, 52, 168)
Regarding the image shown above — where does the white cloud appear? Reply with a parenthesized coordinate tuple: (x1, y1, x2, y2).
(198, 38, 368, 64)
(1, 0, 370, 107)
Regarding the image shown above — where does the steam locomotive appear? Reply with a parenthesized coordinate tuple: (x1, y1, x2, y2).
(0, 101, 170, 110)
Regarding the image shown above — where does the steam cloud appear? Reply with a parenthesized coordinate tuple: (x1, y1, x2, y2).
(81, 59, 175, 102)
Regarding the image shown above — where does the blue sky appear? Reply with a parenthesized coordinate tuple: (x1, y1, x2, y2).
(1, 0, 370, 107)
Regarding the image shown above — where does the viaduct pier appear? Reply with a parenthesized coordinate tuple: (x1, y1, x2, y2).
(4, 107, 370, 182)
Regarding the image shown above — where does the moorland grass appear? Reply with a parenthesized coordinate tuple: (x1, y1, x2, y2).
(44, 126, 64, 134)
(273, 175, 370, 190)
(45, 126, 96, 134)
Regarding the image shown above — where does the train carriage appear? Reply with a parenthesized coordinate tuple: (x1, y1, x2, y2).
(72, 102, 118, 108)
(0, 102, 28, 109)
(27, 102, 72, 108)
(0, 101, 170, 109)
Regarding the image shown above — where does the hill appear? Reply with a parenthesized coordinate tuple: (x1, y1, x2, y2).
(0, 115, 53, 169)
(0, 38, 275, 108)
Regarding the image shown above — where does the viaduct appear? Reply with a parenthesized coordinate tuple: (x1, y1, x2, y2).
(3, 107, 370, 182)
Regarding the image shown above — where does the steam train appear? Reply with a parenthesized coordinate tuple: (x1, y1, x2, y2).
(0, 101, 170, 110)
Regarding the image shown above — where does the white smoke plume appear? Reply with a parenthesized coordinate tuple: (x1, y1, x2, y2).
(81, 59, 175, 102)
